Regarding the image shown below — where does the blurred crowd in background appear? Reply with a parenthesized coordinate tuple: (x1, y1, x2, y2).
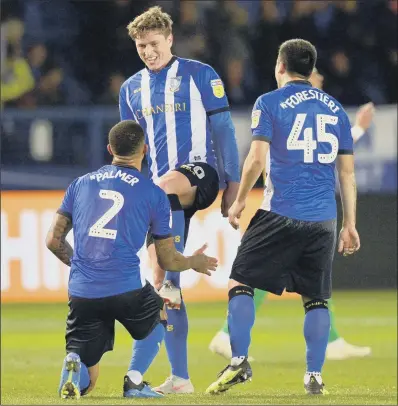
(1, 0, 397, 109)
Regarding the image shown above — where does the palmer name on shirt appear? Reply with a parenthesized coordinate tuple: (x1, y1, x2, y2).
(90, 170, 140, 187)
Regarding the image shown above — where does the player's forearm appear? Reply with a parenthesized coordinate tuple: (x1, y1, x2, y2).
(236, 154, 263, 202)
(351, 125, 365, 143)
(46, 235, 73, 266)
(46, 213, 73, 266)
(338, 171, 357, 227)
(158, 250, 202, 272)
(155, 238, 196, 271)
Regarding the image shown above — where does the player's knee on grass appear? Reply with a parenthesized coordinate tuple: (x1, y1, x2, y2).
(82, 363, 100, 395)
(302, 298, 329, 313)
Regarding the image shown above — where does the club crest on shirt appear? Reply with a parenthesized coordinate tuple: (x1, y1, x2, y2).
(169, 76, 182, 92)
(210, 79, 225, 98)
(251, 109, 261, 129)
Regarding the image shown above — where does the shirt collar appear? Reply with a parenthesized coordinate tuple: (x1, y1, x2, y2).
(285, 79, 312, 87)
(146, 55, 177, 75)
(112, 163, 139, 171)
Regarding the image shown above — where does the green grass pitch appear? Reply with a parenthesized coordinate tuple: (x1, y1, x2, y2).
(1, 290, 397, 405)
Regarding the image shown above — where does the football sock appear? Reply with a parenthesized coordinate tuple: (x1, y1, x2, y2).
(327, 298, 341, 342)
(161, 194, 189, 379)
(128, 322, 166, 375)
(304, 301, 330, 373)
(164, 194, 185, 287)
(221, 289, 267, 334)
(228, 286, 255, 358)
(165, 300, 189, 379)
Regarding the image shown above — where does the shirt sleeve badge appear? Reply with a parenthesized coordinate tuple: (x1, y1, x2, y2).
(251, 110, 261, 129)
(211, 79, 225, 98)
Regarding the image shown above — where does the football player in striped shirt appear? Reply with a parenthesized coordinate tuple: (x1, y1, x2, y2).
(119, 6, 240, 394)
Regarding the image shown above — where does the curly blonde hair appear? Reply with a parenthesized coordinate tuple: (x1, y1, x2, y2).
(127, 6, 173, 40)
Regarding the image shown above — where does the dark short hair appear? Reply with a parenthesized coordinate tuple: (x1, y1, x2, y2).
(108, 120, 144, 156)
(278, 39, 317, 78)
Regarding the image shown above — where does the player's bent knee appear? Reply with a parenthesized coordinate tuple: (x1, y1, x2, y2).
(303, 299, 329, 313)
(157, 171, 192, 191)
(82, 363, 100, 395)
(228, 284, 254, 301)
(157, 176, 182, 195)
(228, 279, 249, 291)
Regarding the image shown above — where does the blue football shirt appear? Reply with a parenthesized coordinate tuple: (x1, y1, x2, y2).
(59, 165, 171, 299)
(252, 80, 353, 222)
(119, 56, 231, 181)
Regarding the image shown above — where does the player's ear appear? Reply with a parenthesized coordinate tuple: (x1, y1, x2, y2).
(107, 144, 113, 156)
(277, 60, 285, 75)
(168, 34, 173, 47)
(143, 144, 148, 155)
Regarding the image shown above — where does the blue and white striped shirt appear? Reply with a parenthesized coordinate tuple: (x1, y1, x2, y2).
(119, 56, 239, 183)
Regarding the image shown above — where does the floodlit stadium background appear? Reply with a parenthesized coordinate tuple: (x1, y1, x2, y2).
(1, 0, 396, 301)
(1, 2, 397, 405)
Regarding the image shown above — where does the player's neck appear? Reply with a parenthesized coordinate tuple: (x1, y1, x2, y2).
(112, 158, 141, 171)
(280, 75, 309, 88)
(147, 54, 175, 73)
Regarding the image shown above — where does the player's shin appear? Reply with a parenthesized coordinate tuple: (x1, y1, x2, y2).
(303, 299, 330, 373)
(220, 289, 267, 335)
(228, 285, 255, 363)
(165, 300, 189, 379)
(128, 322, 166, 379)
(164, 194, 185, 289)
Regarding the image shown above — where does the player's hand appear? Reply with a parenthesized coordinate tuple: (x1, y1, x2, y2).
(338, 225, 360, 256)
(221, 182, 240, 217)
(228, 200, 245, 230)
(191, 243, 218, 276)
(355, 102, 375, 132)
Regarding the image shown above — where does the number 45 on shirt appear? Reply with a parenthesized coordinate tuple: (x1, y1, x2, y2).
(287, 114, 339, 164)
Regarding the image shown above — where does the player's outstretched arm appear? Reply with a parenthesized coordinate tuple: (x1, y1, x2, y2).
(46, 213, 73, 266)
(154, 238, 218, 275)
(351, 102, 375, 143)
(336, 154, 360, 255)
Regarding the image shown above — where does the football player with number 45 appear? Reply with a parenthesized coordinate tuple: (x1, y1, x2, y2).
(206, 38, 361, 396)
(209, 70, 375, 364)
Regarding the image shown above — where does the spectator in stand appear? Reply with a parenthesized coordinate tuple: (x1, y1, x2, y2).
(1, 19, 34, 108)
(97, 72, 126, 105)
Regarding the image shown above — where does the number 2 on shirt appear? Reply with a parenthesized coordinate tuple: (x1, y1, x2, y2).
(88, 190, 124, 239)
(287, 114, 339, 164)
